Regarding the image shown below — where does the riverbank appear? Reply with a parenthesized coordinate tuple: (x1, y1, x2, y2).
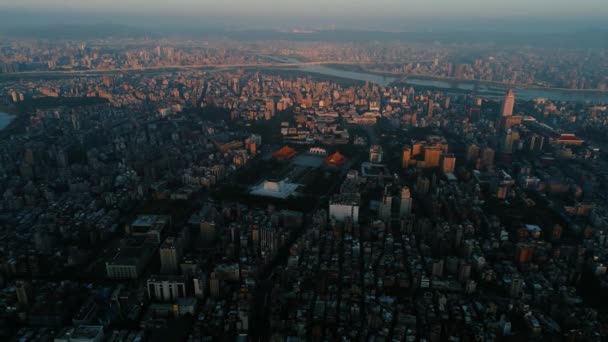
(326, 63, 608, 93)
(2, 61, 607, 103)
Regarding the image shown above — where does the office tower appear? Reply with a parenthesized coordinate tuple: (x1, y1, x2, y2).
(528, 134, 545, 152)
(330, 194, 360, 224)
(369, 145, 383, 163)
(369, 100, 380, 111)
(458, 262, 472, 282)
(379, 187, 393, 223)
(516, 243, 535, 264)
(265, 98, 275, 120)
(232, 77, 239, 93)
(402, 146, 412, 168)
(417, 176, 430, 195)
(497, 183, 509, 200)
(424, 147, 442, 168)
(412, 142, 424, 157)
(501, 89, 515, 117)
(427, 99, 434, 117)
(510, 276, 524, 298)
(441, 154, 457, 174)
(503, 115, 522, 129)
(15, 280, 32, 306)
(193, 274, 207, 299)
(466, 144, 480, 162)
(400, 187, 412, 218)
(160, 237, 182, 274)
(432, 259, 444, 277)
(502, 130, 520, 154)
(200, 220, 216, 242)
(260, 224, 277, 257)
(147, 275, 188, 302)
(481, 147, 495, 167)
(209, 272, 222, 297)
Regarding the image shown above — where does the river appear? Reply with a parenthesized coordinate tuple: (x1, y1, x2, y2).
(0, 112, 14, 130)
(289, 63, 608, 103)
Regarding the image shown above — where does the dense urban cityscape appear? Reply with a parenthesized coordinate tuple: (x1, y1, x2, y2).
(1, 2, 608, 342)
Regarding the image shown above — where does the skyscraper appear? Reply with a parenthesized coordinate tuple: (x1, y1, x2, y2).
(400, 187, 412, 218)
(481, 147, 495, 167)
(424, 147, 442, 168)
(501, 89, 515, 117)
(379, 191, 393, 223)
(160, 237, 182, 274)
(15, 280, 32, 306)
(369, 145, 383, 163)
(466, 144, 480, 162)
(401, 146, 412, 168)
(441, 154, 457, 174)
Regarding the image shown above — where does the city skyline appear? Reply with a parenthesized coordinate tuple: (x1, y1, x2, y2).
(2, 1, 608, 341)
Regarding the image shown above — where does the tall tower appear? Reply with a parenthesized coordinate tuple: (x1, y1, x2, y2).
(15, 280, 32, 306)
(160, 237, 181, 274)
(427, 99, 434, 117)
(481, 147, 495, 167)
(379, 187, 393, 223)
(400, 187, 412, 218)
(441, 154, 456, 174)
(369, 145, 383, 163)
(401, 146, 412, 168)
(424, 147, 442, 168)
(501, 89, 515, 117)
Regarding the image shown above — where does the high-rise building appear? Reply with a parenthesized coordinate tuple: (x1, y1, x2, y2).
(400, 187, 412, 218)
(260, 224, 278, 257)
(481, 147, 495, 167)
(193, 274, 207, 299)
(412, 142, 424, 157)
(432, 259, 444, 277)
(209, 272, 222, 297)
(509, 276, 524, 298)
(401, 146, 412, 168)
(502, 130, 520, 154)
(15, 280, 32, 306)
(369, 145, 383, 163)
(417, 176, 431, 195)
(466, 144, 480, 162)
(147, 275, 188, 302)
(330, 194, 360, 224)
(424, 147, 442, 168)
(265, 98, 275, 120)
(160, 237, 182, 274)
(379, 188, 393, 223)
(501, 89, 515, 117)
(441, 154, 457, 174)
(528, 134, 545, 152)
(199, 219, 216, 242)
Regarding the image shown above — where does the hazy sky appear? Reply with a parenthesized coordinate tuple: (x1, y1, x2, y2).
(3, 0, 608, 18)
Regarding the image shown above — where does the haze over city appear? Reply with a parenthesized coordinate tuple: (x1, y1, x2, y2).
(1, 0, 608, 32)
(3, 0, 608, 17)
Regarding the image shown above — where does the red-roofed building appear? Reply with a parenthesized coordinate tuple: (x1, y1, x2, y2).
(555, 134, 584, 146)
(324, 151, 347, 167)
(272, 146, 297, 160)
